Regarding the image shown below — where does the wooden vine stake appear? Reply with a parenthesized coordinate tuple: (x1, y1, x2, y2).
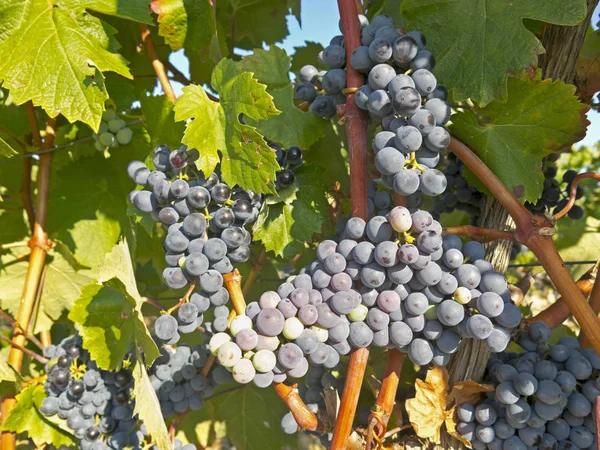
(331, 0, 370, 448)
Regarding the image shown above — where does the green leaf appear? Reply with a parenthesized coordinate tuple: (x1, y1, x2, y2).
(154, 0, 215, 51)
(174, 60, 281, 193)
(253, 164, 326, 256)
(449, 77, 589, 203)
(2, 384, 76, 448)
(401, 0, 587, 105)
(140, 95, 186, 149)
(132, 354, 171, 450)
(216, 0, 290, 50)
(105, 73, 136, 111)
(0, 0, 139, 129)
(69, 240, 160, 370)
(0, 245, 95, 334)
(175, 384, 295, 450)
(0, 136, 17, 158)
(0, 347, 17, 383)
(255, 85, 328, 149)
(240, 46, 291, 89)
(304, 123, 349, 192)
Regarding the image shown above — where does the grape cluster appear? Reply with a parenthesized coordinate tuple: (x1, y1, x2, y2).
(93, 109, 133, 150)
(432, 153, 485, 224)
(270, 142, 305, 190)
(209, 206, 522, 388)
(40, 337, 140, 450)
(128, 145, 263, 344)
(458, 322, 600, 450)
(529, 160, 585, 221)
(149, 343, 224, 418)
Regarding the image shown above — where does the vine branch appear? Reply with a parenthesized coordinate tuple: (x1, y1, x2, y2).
(140, 24, 177, 103)
(0, 309, 44, 351)
(1, 105, 57, 450)
(242, 249, 266, 296)
(331, 1, 370, 448)
(443, 226, 517, 243)
(0, 335, 48, 364)
(449, 136, 600, 353)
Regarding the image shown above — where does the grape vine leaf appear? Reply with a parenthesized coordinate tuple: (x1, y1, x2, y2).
(132, 353, 171, 450)
(253, 164, 326, 256)
(140, 95, 186, 149)
(69, 240, 160, 370)
(0, 158, 29, 245)
(239, 46, 328, 149)
(450, 77, 589, 203)
(153, 0, 214, 52)
(0, 244, 95, 334)
(401, 0, 587, 105)
(174, 59, 280, 193)
(1, 384, 76, 448)
(175, 384, 295, 450)
(0, 0, 153, 129)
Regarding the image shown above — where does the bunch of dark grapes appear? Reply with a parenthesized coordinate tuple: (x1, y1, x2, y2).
(432, 152, 485, 224)
(208, 206, 522, 391)
(40, 337, 140, 450)
(298, 14, 451, 205)
(457, 322, 600, 450)
(529, 159, 585, 221)
(270, 142, 304, 190)
(434, 153, 587, 225)
(149, 343, 227, 419)
(92, 108, 133, 150)
(128, 145, 261, 344)
(335, 180, 394, 235)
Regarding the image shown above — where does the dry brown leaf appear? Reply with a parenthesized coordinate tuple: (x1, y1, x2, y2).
(405, 366, 448, 443)
(448, 379, 495, 407)
(406, 367, 493, 445)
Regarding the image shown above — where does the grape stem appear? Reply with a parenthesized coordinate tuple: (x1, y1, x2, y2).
(140, 24, 177, 103)
(330, 0, 370, 448)
(0, 334, 48, 364)
(365, 349, 406, 450)
(165, 283, 196, 315)
(552, 171, 600, 220)
(0, 240, 31, 250)
(242, 249, 266, 296)
(1, 104, 56, 450)
(450, 136, 600, 353)
(443, 225, 517, 243)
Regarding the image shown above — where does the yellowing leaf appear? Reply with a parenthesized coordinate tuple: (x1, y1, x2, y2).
(405, 366, 448, 443)
(406, 367, 494, 444)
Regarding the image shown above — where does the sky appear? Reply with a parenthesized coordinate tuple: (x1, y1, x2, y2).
(169, 1, 599, 147)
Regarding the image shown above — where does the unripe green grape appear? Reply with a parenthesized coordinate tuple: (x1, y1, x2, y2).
(257, 335, 280, 351)
(116, 127, 133, 145)
(283, 317, 304, 340)
(348, 304, 369, 322)
(102, 109, 117, 122)
(309, 325, 329, 343)
(232, 359, 256, 384)
(252, 349, 277, 372)
(230, 315, 252, 337)
(217, 342, 242, 367)
(108, 118, 124, 133)
(453, 287, 472, 304)
(98, 121, 109, 134)
(209, 332, 231, 355)
(424, 304, 438, 320)
(92, 132, 99, 141)
(99, 132, 116, 147)
(95, 141, 106, 151)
